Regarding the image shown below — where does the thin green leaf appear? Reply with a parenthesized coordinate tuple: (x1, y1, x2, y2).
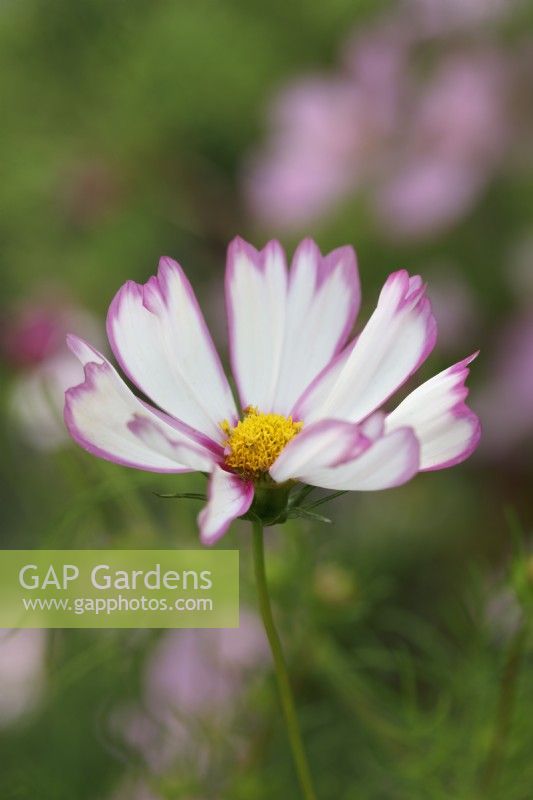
(303, 490, 347, 510)
(288, 484, 316, 507)
(153, 492, 207, 501)
(290, 507, 332, 524)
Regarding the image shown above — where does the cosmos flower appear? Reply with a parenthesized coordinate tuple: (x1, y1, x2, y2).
(115, 611, 268, 774)
(109, 780, 162, 800)
(244, 7, 513, 240)
(0, 629, 47, 727)
(111, 783, 205, 800)
(144, 611, 268, 720)
(64, 238, 480, 544)
(405, 0, 511, 37)
(1, 297, 102, 451)
(374, 50, 508, 239)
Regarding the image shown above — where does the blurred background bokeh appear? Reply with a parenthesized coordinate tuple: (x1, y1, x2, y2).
(1, 1, 532, 798)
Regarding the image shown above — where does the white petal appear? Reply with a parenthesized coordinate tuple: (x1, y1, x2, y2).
(107, 257, 237, 441)
(292, 428, 420, 491)
(296, 271, 437, 423)
(386, 353, 480, 470)
(275, 239, 360, 412)
(198, 466, 254, 545)
(360, 411, 386, 439)
(65, 336, 220, 473)
(292, 341, 355, 417)
(225, 237, 359, 414)
(226, 238, 288, 412)
(269, 420, 367, 484)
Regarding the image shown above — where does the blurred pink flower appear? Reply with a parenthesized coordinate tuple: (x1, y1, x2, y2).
(116, 611, 268, 774)
(375, 51, 508, 238)
(1, 297, 102, 451)
(145, 610, 268, 719)
(245, 11, 512, 240)
(110, 780, 162, 800)
(111, 782, 206, 800)
(376, 159, 487, 240)
(245, 24, 408, 229)
(0, 629, 47, 727)
(406, 0, 511, 37)
(245, 78, 368, 228)
(1, 305, 65, 368)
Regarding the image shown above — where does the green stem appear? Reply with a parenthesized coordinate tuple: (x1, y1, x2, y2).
(252, 520, 318, 800)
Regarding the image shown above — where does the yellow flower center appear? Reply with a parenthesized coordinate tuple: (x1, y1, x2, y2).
(221, 406, 303, 480)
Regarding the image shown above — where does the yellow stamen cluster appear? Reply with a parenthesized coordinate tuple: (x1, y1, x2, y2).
(221, 406, 303, 480)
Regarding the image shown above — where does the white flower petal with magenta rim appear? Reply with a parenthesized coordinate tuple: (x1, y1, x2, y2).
(65, 336, 219, 473)
(386, 353, 480, 471)
(288, 427, 420, 491)
(291, 341, 355, 417)
(107, 257, 237, 442)
(198, 466, 254, 545)
(269, 419, 368, 484)
(273, 239, 360, 413)
(225, 237, 359, 415)
(296, 270, 437, 424)
(226, 238, 288, 412)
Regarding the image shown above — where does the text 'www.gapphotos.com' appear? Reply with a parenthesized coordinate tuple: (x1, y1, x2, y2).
(22, 595, 214, 616)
